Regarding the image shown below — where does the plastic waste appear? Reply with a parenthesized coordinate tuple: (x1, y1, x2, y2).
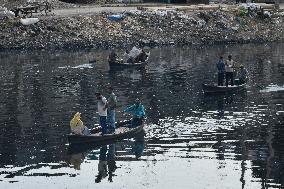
(0, 6, 15, 18)
(239, 3, 258, 10)
(239, 7, 248, 16)
(235, 16, 241, 23)
(129, 46, 141, 59)
(108, 14, 124, 21)
(264, 11, 271, 18)
(197, 19, 206, 28)
(155, 9, 176, 17)
(20, 18, 39, 25)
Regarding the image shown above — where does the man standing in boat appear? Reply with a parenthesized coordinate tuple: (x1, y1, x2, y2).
(123, 98, 145, 127)
(95, 92, 108, 135)
(108, 50, 118, 63)
(106, 86, 117, 133)
(225, 55, 235, 86)
(238, 64, 248, 84)
(135, 49, 148, 63)
(216, 56, 225, 86)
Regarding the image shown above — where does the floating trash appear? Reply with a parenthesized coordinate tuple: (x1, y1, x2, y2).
(58, 63, 93, 69)
(260, 85, 284, 93)
(20, 18, 39, 25)
(72, 63, 93, 69)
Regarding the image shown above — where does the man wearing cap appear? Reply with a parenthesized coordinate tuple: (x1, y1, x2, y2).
(95, 92, 108, 135)
(123, 98, 145, 127)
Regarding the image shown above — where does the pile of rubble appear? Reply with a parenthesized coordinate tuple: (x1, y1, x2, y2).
(0, 4, 283, 50)
(0, 0, 78, 9)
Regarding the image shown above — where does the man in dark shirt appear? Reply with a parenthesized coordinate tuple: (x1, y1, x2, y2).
(216, 56, 225, 86)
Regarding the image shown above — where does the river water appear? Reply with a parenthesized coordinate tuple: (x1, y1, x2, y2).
(0, 43, 283, 189)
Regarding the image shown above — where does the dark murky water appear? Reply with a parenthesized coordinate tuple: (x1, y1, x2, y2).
(0, 43, 283, 189)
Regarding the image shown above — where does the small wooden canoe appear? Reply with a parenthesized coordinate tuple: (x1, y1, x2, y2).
(67, 122, 144, 145)
(68, 129, 145, 155)
(109, 60, 147, 69)
(202, 84, 246, 94)
(109, 53, 150, 69)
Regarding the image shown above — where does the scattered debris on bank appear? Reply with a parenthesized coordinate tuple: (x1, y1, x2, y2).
(0, 2, 283, 50)
(0, 0, 79, 9)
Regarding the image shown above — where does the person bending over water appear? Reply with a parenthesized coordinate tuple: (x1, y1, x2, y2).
(123, 98, 145, 127)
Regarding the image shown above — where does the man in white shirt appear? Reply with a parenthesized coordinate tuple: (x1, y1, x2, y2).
(225, 55, 235, 86)
(95, 92, 108, 135)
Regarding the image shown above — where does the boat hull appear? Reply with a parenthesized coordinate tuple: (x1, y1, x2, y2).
(109, 61, 147, 69)
(67, 129, 145, 154)
(202, 84, 246, 94)
(67, 124, 144, 145)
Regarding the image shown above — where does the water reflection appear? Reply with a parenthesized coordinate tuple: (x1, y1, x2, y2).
(95, 144, 117, 183)
(132, 129, 145, 159)
(67, 130, 145, 183)
(69, 152, 87, 171)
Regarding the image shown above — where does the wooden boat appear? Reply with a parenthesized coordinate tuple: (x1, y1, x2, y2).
(202, 83, 246, 94)
(67, 121, 144, 145)
(68, 129, 145, 155)
(109, 61, 147, 69)
(109, 53, 150, 69)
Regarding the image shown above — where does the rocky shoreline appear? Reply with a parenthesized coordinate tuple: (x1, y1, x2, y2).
(0, 3, 284, 51)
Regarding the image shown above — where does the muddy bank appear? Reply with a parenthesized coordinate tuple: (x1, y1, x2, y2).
(0, 6, 284, 51)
